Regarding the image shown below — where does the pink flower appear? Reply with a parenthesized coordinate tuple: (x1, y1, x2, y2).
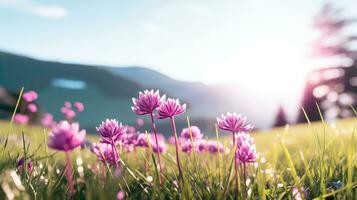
(48, 121, 86, 152)
(206, 140, 225, 153)
(135, 133, 150, 147)
(16, 157, 33, 173)
(117, 191, 125, 200)
(195, 140, 207, 153)
(64, 109, 76, 120)
(124, 125, 136, 133)
(235, 133, 256, 163)
(181, 141, 193, 153)
(131, 90, 165, 115)
(27, 103, 38, 113)
(136, 118, 144, 127)
(91, 143, 119, 166)
(156, 98, 186, 119)
(41, 113, 54, 128)
(135, 133, 165, 148)
(152, 141, 167, 153)
(22, 91, 38, 102)
(14, 114, 29, 125)
(168, 136, 185, 145)
(64, 101, 71, 108)
(180, 126, 203, 141)
(74, 102, 84, 112)
(96, 119, 126, 144)
(217, 112, 254, 133)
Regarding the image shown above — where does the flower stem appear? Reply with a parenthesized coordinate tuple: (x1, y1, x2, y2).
(65, 152, 74, 196)
(232, 133, 238, 199)
(111, 140, 119, 168)
(149, 113, 163, 183)
(243, 163, 247, 200)
(170, 116, 184, 183)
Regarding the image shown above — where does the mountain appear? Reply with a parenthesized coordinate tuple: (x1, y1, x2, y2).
(0, 51, 275, 136)
(0, 51, 144, 133)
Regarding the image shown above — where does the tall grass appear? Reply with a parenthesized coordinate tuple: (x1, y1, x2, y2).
(0, 116, 356, 199)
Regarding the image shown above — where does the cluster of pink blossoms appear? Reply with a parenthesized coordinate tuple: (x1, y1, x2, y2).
(61, 101, 84, 121)
(14, 90, 39, 125)
(217, 112, 256, 163)
(93, 119, 127, 166)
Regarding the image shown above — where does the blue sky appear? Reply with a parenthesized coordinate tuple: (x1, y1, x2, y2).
(1, 0, 356, 117)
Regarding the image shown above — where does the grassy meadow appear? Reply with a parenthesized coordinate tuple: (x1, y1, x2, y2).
(0, 115, 356, 200)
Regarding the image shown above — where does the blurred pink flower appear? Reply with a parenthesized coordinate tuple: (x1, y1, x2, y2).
(152, 141, 167, 153)
(117, 191, 125, 200)
(91, 143, 119, 166)
(74, 102, 84, 112)
(22, 90, 38, 102)
(64, 101, 71, 108)
(27, 103, 38, 113)
(136, 118, 144, 127)
(206, 140, 225, 153)
(156, 98, 186, 119)
(235, 133, 256, 163)
(64, 109, 76, 120)
(16, 156, 33, 173)
(131, 90, 165, 115)
(217, 112, 254, 133)
(124, 125, 136, 133)
(48, 121, 86, 151)
(168, 136, 185, 145)
(41, 113, 54, 128)
(96, 119, 126, 144)
(181, 141, 193, 153)
(180, 126, 203, 141)
(14, 114, 29, 125)
(195, 139, 207, 153)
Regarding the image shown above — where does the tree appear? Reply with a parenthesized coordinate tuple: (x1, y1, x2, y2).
(273, 105, 288, 127)
(297, 3, 357, 123)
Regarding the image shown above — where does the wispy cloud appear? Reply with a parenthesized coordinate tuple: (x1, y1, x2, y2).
(0, 0, 68, 19)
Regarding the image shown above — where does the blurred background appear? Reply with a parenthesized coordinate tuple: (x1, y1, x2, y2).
(0, 0, 357, 136)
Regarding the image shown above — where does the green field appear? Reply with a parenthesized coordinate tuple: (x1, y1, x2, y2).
(0, 117, 356, 199)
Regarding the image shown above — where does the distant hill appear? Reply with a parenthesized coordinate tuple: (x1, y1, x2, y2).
(0, 51, 275, 136)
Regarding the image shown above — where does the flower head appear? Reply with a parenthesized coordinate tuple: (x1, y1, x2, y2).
(96, 119, 126, 144)
(152, 141, 167, 153)
(181, 141, 193, 153)
(168, 136, 185, 145)
(195, 140, 207, 153)
(217, 112, 254, 133)
(180, 126, 203, 141)
(117, 191, 125, 200)
(48, 121, 86, 151)
(136, 118, 145, 127)
(91, 143, 119, 166)
(131, 90, 165, 115)
(22, 90, 38, 102)
(41, 113, 54, 128)
(156, 98, 186, 119)
(206, 140, 225, 153)
(14, 114, 29, 125)
(16, 157, 33, 173)
(27, 103, 38, 113)
(74, 102, 84, 112)
(235, 132, 256, 163)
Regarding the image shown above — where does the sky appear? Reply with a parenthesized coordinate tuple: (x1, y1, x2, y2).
(1, 0, 357, 120)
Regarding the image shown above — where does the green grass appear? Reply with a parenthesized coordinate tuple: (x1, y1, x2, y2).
(0, 117, 356, 199)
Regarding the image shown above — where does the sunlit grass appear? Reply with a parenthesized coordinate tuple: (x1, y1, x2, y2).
(0, 117, 356, 199)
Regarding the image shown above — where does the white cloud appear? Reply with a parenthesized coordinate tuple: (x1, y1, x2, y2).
(0, 0, 68, 19)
